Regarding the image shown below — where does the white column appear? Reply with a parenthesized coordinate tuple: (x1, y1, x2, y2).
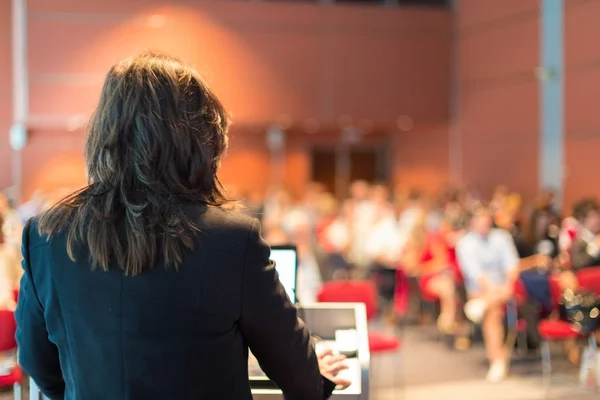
(539, 0, 564, 208)
(11, 0, 28, 205)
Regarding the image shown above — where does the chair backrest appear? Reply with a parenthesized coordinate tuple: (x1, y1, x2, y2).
(317, 280, 378, 320)
(513, 278, 528, 303)
(0, 310, 17, 352)
(577, 267, 600, 296)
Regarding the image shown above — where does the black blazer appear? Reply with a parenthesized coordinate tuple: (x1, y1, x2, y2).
(15, 207, 335, 400)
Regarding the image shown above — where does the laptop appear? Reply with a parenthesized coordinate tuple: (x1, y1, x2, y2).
(269, 245, 299, 304)
(248, 245, 298, 388)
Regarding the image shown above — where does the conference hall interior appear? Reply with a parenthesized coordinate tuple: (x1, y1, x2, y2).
(1, 0, 600, 399)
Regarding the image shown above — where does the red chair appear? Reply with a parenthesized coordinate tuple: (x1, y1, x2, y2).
(513, 278, 528, 304)
(506, 279, 529, 357)
(317, 280, 401, 353)
(576, 267, 600, 295)
(0, 310, 22, 399)
(537, 274, 581, 393)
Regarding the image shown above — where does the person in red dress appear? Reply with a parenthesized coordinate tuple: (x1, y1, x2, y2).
(401, 209, 461, 336)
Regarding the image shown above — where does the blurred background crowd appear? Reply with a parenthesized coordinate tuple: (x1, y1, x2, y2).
(3, 179, 600, 386)
(3, 0, 600, 398)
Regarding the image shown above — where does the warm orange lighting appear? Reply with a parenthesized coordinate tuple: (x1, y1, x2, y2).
(75, 5, 284, 126)
(358, 118, 374, 135)
(147, 14, 166, 29)
(25, 152, 87, 200)
(337, 115, 353, 129)
(396, 115, 414, 132)
(277, 114, 293, 130)
(303, 118, 319, 134)
(66, 114, 88, 132)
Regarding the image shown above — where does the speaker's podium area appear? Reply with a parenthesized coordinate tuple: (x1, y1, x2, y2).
(245, 247, 370, 399)
(26, 303, 370, 400)
(26, 246, 370, 400)
(250, 303, 370, 400)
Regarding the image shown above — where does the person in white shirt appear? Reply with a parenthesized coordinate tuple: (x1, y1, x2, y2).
(555, 199, 596, 293)
(365, 215, 405, 269)
(316, 194, 350, 280)
(344, 181, 378, 277)
(365, 206, 407, 321)
(457, 205, 519, 382)
(282, 208, 323, 304)
(397, 190, 425, 237)
(262, 187, 292, 234)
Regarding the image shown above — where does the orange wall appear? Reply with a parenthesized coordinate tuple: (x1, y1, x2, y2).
(0, 0, 453, 200)
(393, 124, 450, 194)
(563, 0, 600, 209)
(24, 0, 451, 126)
(455, 0, 540, 201)
(9, 1, 600, 208)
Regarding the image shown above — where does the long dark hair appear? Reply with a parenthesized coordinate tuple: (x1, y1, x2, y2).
(39, 52, 230, 276)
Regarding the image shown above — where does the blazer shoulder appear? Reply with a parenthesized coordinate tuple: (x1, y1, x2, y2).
(200, 206, 257, 232)
(22, 215, 49, 251)
(197, 207, 260, 251)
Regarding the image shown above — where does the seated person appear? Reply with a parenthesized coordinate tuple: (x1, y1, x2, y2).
(283, 209, 324, 304)
(365, 210, 404, 322)
(570, 198, 600, 271)
(439, 209, 471, 349)
(495, 194, 552, 351)
(316, 194, 350, 281)
(0, 214, 20, 310)
(457, 205, 519, 382)
(401, 207, 465, 336)
(416, 230, 456, 334)
(558, 215, 579, 264)
(440, 203, 468, 286)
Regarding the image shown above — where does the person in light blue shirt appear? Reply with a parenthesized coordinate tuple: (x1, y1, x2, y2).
(456, 205, 519, 383)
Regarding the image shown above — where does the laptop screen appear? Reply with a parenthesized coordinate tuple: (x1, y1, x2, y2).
(269, 245, 298, 304)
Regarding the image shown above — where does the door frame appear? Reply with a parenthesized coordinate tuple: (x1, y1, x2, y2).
(309, 136, 392, 199)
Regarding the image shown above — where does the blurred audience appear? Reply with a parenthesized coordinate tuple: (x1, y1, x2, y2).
(315, 194, 350, 281)
(344, 180, 378, 278)
(0, 194, 22, 310)
(4, 178, 600, 386)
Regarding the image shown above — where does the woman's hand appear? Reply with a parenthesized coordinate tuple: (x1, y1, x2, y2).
(317, 348, 351, 389)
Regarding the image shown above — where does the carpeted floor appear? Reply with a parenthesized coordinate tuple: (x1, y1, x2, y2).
(370, 324, 598, 399)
